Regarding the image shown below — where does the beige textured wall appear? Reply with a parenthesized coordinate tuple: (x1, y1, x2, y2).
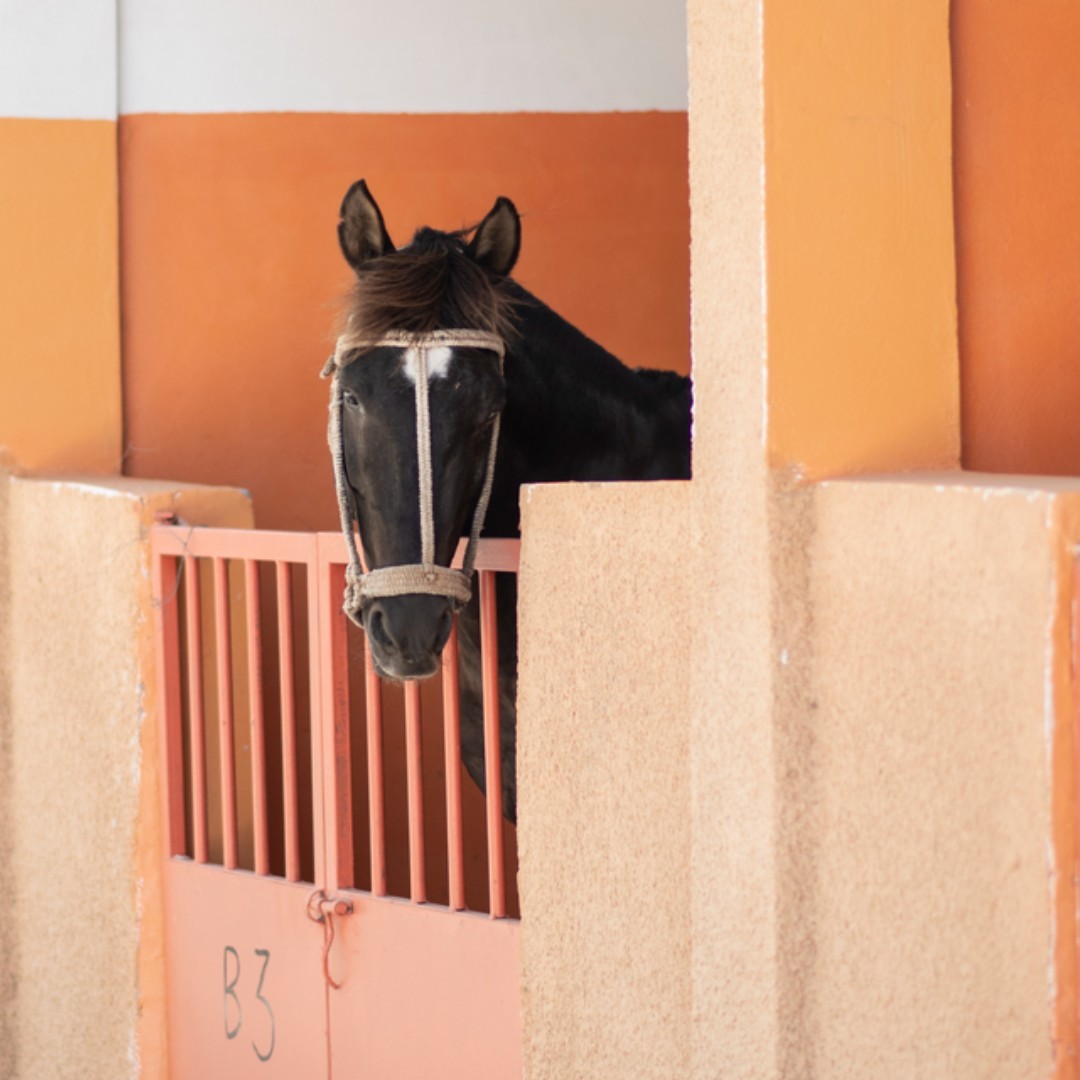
(0, 475, 14, 1080)
(684, 0, 969, 1076)
(0, 475, 251, 1080)
(686, 1, 790, 1073)
(518, 473, 1079, 1080)
(801, 475, 1080, 1077)
(517, 482, 691, 1079)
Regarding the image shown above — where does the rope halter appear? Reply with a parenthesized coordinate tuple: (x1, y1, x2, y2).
(322, 328, 506, 626)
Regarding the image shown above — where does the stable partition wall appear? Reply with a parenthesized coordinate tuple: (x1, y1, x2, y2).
(0, 0, 122, 473)
(688, 2, 1079, 1075)
(0, 6, 128, 1075)
(686, 3, 964, 1074)
(0, 478, 253, 1080)
(117, 0, 691, 532)
(518, 1, 1080, 1077)
(802, 476, 1080, 1077)
(517, 482, 693, 1077)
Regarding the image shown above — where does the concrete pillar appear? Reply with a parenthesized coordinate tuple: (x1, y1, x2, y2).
(0, 476, 251, 1079)
(686, 1, 959, 1074)
(517, 482, 692, 1078)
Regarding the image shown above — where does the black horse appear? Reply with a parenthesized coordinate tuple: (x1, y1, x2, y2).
(329, 180, 691, 822)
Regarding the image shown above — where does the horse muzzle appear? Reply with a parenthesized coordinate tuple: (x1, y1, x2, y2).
(362, 595, 453, 681)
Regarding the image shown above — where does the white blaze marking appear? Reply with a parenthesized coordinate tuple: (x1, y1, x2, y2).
(402, 346, 454, 384)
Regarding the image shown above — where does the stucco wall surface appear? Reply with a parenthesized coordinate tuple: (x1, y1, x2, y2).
(0, 475, 13, 1079)
(516, 470, 1080, 1078)
(686, 0, 783, 1073)
(684, 1, 969, 1074)
(797, 475, 1080, 1078)
(0, 475, 252, 1080)
(517, 481, 692, 1080)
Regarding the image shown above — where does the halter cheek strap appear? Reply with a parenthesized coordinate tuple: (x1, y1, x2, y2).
(322, 328, 505, 625)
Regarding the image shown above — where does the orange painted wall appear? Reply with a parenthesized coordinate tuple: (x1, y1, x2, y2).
(120, 112, 690, 530)
(953, 3, 1080, 476)
(765, 3, 960, 478)
(0, 118, 121, 472)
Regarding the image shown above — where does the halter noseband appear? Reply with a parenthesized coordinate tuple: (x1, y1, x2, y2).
(323, 328, 505, 626)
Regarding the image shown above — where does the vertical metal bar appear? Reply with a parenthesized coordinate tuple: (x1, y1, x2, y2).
(307, 545, 328, 890)
(245, 559, 269, 876)
(276, 560, 301, 882)
(479, 570, 506, 918)
(365, 646, 387, 897)
(214, 557, 238, 870)
(441, 622, 465, 910)
(153, 549, 186, 858)
(184, 554, 208, 864)
(404, 680, 426, 903)
(318, 556, 353, 891)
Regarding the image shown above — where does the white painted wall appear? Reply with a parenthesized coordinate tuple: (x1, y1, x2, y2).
(119, 0, 687, 114)
(0, 0, 686, 118)
(0, 0, 117, 119)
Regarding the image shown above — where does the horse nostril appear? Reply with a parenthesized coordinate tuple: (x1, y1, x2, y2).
(367, 604, 393, 650)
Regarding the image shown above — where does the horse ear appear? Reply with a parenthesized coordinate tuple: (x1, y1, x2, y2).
(468, 197, 520, 276)
(338, 179, 395, 270)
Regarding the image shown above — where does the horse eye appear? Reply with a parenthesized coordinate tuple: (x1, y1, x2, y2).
(343, 391, 360, 409)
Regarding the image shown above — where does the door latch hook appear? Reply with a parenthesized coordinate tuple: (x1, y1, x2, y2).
(307, 889, 354, 990)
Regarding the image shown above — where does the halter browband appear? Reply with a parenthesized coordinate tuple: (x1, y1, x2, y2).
(323, 328, 505, 625)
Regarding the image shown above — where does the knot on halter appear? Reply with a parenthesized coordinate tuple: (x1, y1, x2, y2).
(327, 328, 505, 628)
(343, 563, 364, 618)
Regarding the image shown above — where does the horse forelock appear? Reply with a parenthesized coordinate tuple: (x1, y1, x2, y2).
(341, 227, 520, 344)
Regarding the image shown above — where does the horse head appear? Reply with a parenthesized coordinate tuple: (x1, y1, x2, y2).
(327, 180, 519, 680)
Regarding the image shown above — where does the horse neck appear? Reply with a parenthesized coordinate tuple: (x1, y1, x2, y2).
(484, 283, 691, 534)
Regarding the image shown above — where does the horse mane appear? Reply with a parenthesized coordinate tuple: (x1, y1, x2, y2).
(342, 226, 521, 342)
